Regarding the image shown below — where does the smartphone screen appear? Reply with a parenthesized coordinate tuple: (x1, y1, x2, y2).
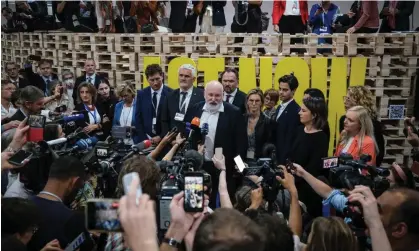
(122, 172, 142, 198)
(234, 155, 246, 173)
(322, 157, 339, 169)
(28, 115, 46, 142)
(8, 150, 32, 166)
(184, 173, 204, 212)
(86, 199, 122, 232)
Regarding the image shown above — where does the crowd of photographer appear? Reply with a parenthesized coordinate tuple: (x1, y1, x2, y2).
(2, 1, 417, 34)
(2, 54, 419, 251)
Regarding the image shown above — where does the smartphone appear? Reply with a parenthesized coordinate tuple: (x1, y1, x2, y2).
(184, 172, 204, 213)
(86, 199, 122, 233)
(322, 157, 339, 169)
(285, 159, 296, 172)
(28, 55, 42, 61)
(215, 148, 223, 159)
(234, 155, 246, 173)
(8, 150, 33, 167)
(28, 115, 46, 142)
(122, 172, 142, 198)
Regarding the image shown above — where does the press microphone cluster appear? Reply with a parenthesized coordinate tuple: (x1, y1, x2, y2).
(51, 113, 85, 124)
(121, 140, 152, 161)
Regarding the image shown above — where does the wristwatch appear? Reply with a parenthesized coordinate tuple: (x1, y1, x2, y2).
(163, 237, 181, 248)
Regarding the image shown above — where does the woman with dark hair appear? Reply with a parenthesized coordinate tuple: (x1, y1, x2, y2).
(96, 79, 118, 124)
(74, 82, 111, 139)
(244, 89, 274, 161)
(289, 97, 329, 218)
(262, 88, 279, 119)
(303, 88, 330, 141)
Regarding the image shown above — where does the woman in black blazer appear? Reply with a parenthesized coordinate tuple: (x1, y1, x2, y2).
(74, 82, 111, 140)
(244, 88, 273, 161)
(198, 1, 227, 32)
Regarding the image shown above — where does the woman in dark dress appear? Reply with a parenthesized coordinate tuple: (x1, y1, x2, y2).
(289, 97, 329, 218)
(340, 86, 384, 166)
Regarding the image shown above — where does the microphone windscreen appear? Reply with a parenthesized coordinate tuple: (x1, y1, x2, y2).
(144, 140, 152, 149)
(191, 117, 200, 127)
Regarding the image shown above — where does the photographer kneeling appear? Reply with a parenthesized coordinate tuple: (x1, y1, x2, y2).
(292, 163, 419, 251)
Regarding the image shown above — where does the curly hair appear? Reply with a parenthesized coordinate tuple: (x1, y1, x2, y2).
(346, 86, 377, 119)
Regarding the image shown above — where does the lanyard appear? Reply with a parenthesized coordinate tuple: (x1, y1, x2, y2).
(151, 93, 159, 117)
(39, 191, 63, 203)
(84, 104, 97, 124)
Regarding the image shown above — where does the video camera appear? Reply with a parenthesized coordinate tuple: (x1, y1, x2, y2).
(327, 153, 390, 197)
(157, 149, 211, 231)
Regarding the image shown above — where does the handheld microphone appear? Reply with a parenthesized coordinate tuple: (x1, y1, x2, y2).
(186, 117, 201, 150)
(71, 136, 99, 151)
(46, 138, 67, 146)
(201, 123, 208, 145)
(122, 140, 152, 161)
(51, 113, 85, 124)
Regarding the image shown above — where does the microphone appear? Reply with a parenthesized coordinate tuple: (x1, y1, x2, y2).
(51, 114, 85, 124)
(122, 140, 152, 161)
(71, 136, 99, 151)
(184, 149, 204, 170)
(201, 123, 208, 145)
(46, 138, 67, 146)
(187, 117, 201, 150)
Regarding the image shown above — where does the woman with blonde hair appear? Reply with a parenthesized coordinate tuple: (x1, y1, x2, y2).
(113, 84, 138, 144)
(336, 106, 377, 165)
(341, 86, 384, 166)
(305, 217, 358, 251)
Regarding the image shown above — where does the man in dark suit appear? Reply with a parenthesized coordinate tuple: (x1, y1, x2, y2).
(161, 64, 205, 137)
(5, 62, 31, 89)
(221, 68, 247, 115)
(24, 59, 58, 96)
(169, 1, 200, 33)
(73, 59, 104, 103)
(274, 74, 301, 165)
(185, 81, 247, 208)
(379, 1, 415, 32)
(136, 64, 173, 144)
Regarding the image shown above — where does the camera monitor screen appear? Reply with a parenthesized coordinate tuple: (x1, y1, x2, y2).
(86, 199, 122, 232)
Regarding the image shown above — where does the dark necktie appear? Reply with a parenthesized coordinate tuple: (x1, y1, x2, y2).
(152, 92, 158, 117)
(45, 79, 51, 95)
(87, 77, 92, 84)
(226, 94, 232, 103)
(180, 91, 188, 114)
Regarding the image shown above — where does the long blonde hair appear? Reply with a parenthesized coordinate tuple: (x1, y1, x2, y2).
(307, 217, 358, 251)
(340, 106, 378, 155)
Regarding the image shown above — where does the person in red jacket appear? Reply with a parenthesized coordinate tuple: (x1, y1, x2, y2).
(272, 0, 308, 34)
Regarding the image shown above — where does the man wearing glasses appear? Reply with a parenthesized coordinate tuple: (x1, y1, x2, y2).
(135, 64, 173, 144)
(5, 62, 31, 89)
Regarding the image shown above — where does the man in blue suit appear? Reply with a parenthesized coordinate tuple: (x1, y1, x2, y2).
(135, 64, 173, 144)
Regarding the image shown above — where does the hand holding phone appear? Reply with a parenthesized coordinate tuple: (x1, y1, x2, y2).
(234, 155, 246, 173)
(122, 172, 142, 201)
(184, 172, 204, 212)
(28, 115, 46, 142)
(7, 150, 32, 167)
(86, 199, 122, 232)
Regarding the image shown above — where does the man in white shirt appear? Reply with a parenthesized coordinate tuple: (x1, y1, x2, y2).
(73, 59, 104, 103)
(185, 80, 246, 208)
(221, 68, 247, 114)
(1, 81, 18, 120)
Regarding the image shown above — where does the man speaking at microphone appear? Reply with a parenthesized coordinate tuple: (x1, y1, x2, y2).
(185, 81, 246, 208)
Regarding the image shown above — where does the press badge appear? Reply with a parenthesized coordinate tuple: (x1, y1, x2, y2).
(152, 117, 157, 125)
(174, 113, 185, 122)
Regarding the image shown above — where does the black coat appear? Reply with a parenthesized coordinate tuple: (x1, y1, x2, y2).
(160, 87, 205, 137)
(10, 77, 31, 89)
(273, 100, 302, 165)
(73, 74, 105, 103)
(185, 101, 247, 203)
(73, 103, 111, 140)
(379, 1, 415, 32)
(169, 1, 200, 32)
(339, 115, 385, 166)
(198, 1, 227, 27)
(24, 66, 58, 95)
(244, 114, 274, 159)
(231, 89, 247, 115)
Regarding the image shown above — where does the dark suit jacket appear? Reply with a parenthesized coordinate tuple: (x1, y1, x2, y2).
(1, 109, 26, 125)
(74, 103, 111, 140)
(24, 66, 58, 95)
(135, 86, 173, 142)
(198, 1, 227, 27)
(16, 77, 31, 89)
(161, 87, 205, 137)
(244, 114, 274, 159)
(73, 74, 104, 103)
(339, 115, 385, 166)
(273, 100, 301, 165)
(232, 89, 247, 115)
(380, 1, 415, 32)
(185, 101, 247, 197)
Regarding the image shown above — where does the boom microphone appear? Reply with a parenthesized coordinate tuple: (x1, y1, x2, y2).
(71, 136, 99, 151)
(122, 140, 152, 161)
(51, 113, 85, 124)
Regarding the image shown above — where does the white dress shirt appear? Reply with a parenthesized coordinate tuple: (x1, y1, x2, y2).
(276, 99, 294, 120)
(223, 88, 238, 104)
(284, 0, 301, 16)
(200, 103, 224, 161)
(179, 86, 194, 113)
(1, 103, 17, 119)
(86, 106, 101, 125)
(86, 73, 96, 85)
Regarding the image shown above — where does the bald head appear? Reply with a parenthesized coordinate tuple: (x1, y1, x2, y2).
(84, 59, 96, 76)
(205, 81, 223, 108)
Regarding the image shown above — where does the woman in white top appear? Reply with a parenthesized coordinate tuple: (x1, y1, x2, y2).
(45, 80, 74, 114)
(113, 84, 138, 145)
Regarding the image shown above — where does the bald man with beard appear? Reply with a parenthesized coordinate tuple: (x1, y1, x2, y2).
(185, 81, 247, 208)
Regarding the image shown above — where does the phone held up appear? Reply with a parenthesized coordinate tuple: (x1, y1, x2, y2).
(28, 115, 46, 142)
(8, 149, 33, 167)
(184, 172, 204, 213)
(85, 199, 122, 233)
